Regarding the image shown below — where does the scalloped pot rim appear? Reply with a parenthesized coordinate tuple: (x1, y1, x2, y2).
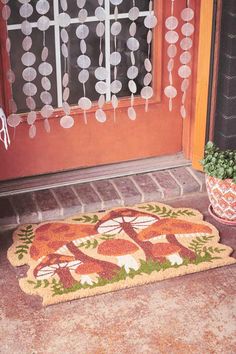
(208, 204, 236, 226)
(205, 175, 236, 221)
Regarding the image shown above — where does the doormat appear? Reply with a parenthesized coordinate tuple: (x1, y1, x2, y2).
(7, 203, 235, 306)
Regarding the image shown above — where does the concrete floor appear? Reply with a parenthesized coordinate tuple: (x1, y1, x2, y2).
(0, 193, 235, 354)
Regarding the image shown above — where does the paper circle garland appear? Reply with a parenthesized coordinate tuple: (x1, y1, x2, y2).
(178, 1, 195, 119)
(17, 0, 38, 138)
(128, 106, 136, 121)
(143, 0, 158, 111)
(110, 0, 123, 121)
(60, 115, 74, 129)
(36, 0, 55, 133)
(181, 7, 194, 22)
(7, 113, 22, 128)
(165, 16, 178, 30)
(94, 0, 107, 123)
(36, 0, 50, 15)
(164, 85, 177, 98)
(95, 108, 106, 123)
(76, 0, 92, 124)
(59, 0, 74, 129)
(127, 1, 140, 120)
(164, 0, 178, 111)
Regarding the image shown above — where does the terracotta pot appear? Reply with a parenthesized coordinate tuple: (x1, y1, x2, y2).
(205, 175, 236, 221)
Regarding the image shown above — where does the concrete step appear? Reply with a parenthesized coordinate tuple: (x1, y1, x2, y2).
(0, 167, 206, 228)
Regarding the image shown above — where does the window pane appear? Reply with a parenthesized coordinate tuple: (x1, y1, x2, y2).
(6, 0, 156, 114)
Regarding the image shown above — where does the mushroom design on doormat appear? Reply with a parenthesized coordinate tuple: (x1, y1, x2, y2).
(29, 208, 214, 287)
(7, 202, 235, 305)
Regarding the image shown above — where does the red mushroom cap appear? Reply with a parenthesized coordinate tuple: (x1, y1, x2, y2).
(97, 239, 139, 256)
(30, 222, 97, 260)
(75, 262, 103, 275)
(96, 208, 158, 235)
(96, 208, 158, 225)
(151, 243, 181, 257)
(138, 219, 212, 241)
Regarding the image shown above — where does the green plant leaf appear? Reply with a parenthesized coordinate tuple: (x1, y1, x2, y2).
(201, 141, 236, 183)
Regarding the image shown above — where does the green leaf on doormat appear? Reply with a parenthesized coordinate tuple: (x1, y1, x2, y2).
(15, 225, 34, 260)
(139, 204, 196, 218)
(99, 234, 116, 240)
(77, 239, 99, 249)
(188, 235, 224, 257)
(72, 214, 99, 224)
(27, 279, 51, 289)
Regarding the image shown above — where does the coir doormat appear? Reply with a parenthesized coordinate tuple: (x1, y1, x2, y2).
(7, 203, 235, 306)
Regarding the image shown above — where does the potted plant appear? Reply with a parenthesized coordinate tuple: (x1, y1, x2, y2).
(201, 141, 236, 225)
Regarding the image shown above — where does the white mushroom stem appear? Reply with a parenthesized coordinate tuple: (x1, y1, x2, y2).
(117, 255, 139, 273)
(166, 253, 183, 266)
(80, 275, 95, 286)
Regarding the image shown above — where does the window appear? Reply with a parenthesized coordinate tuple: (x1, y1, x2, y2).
(2, 0, 158, 117)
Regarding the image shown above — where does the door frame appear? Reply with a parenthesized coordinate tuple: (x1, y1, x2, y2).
(191, 0, 216, 170)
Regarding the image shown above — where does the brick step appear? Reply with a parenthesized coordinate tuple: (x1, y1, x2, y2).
(0, 167, 206, 227)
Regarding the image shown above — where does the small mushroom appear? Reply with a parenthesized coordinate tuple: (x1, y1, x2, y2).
(151, 243, 183, 265)
(75, 262, 104, 286)
(97, 239, 139, 273)
(34, 254, 81, 288)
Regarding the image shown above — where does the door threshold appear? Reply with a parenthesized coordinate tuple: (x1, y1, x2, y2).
(0, 153, 191, 197)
